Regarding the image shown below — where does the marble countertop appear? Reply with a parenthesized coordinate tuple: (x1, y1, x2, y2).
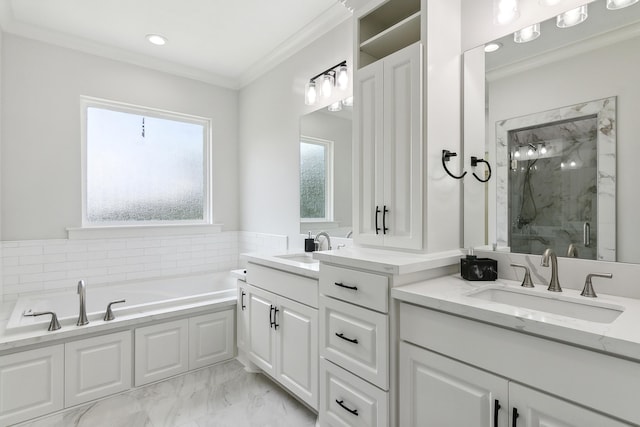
(242, 252, 320, 279)
(312, 247, 463, 275)
(392, 275, 640, 361)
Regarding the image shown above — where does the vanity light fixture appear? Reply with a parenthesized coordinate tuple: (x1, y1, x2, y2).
(304, 81, 318, 105)
(607, 0, 639, 9)
(514, 23, 541, 43)
(514, 149, 521, 158)
(484, 42, 503, 53)
(557, 5, 588, 28)
(146, 34, 167, 46)
(328, 101, 342, 112)
(540, 143, 548, 154)
(304, 60, 348, 106)
(494, 0, 520, 25)
(321, 73, 335, 98)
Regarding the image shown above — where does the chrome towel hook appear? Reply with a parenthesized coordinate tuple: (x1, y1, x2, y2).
(442, 150, 466, 180)
(471, 156, 492, 182)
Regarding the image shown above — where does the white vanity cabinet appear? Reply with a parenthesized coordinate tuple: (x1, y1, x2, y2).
(65, 330, 132, 407)
(0, 345, 64, 426)
(245, 264, 319, 410)
(353, 41, 423, 251)
(399, 302, 637, 426)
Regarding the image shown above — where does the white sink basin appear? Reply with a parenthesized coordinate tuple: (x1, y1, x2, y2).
(274, 253, 319, 264)
(467, 286, 624, 324)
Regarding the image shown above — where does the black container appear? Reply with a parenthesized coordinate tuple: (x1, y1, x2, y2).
(461, 256, 497, 281)
(305, 238, 315, 252)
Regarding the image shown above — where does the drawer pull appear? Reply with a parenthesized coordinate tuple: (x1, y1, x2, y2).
(334, 282, 358, 291)
(241, 291, 246, 310)
(274, 307, 280, 330)
(335, 332, 358, 344)
(512, 407, 519, 426)
(336, 399, 359, 416)
(494, 399, 501, 427)
(270, 305, 275, 328)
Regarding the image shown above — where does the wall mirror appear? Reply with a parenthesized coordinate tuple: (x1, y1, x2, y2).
(299, 98, 353, 238)
(464, 0, 640, 264)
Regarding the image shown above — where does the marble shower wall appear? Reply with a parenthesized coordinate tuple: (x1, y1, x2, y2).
(509, 117, 598, 259)
(496, 97, 616, 261)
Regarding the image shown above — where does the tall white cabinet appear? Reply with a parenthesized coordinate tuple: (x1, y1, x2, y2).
(353, 42, 423, 250)
(352, 0, 462, 253)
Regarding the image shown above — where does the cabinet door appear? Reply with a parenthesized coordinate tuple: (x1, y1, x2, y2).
(509, 383, 630, 427)
(399, 342, 508, 427)
(189, 309, 234, 370)
(237, 283, 250, 352)
(247, 284, 277, 376)
(382, 42, 423, 250)
(0, 345, 64, 426)
(275, 295, 318, 410)
(65, 331, 132, 407)
(135, 319, 189, 386)
(353, 59, 385, 246)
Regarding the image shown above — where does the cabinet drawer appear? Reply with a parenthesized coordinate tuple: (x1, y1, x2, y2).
(320, 264, 388, 312)
(247, 263, 318, 308)
(320, 296, 388, 390)
(320, 358, 388, 427)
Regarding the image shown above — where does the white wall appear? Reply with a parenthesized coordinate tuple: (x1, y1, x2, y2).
(487, 36, 640, 263)
(1, 34, 239, 240)
(238, 19, 353, 248)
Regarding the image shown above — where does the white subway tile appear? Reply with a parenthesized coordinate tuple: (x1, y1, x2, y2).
(66, 267, 109, 279)
(45, 261, 87, 272)
(87, 240, 127, 251)
(107, 248, 144, 259)
(3, 275, 19, 286)
(144, 246, 177, 256)
(3, 256, 20, 267)
(3, 246, 43, 257)
(108, 264, 145, 275)
(126, 255, 161, 265)
(20, 271, 67, 284)
(126, 239, 161, 249)
(4, 264, 43, 276)
(87, 258, 122, 268)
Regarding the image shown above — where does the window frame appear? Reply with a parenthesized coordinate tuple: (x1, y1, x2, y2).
(80, 96, 213, 227)
(300, 135, 334, 223)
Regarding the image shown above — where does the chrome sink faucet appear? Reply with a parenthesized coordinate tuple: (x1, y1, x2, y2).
(77, 279, 89, 326)
(314, 231, 332, 250)
(541, 248, 562, 292)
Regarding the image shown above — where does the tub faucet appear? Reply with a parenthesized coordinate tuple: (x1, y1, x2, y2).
(77, 280, 89, 326)
(540, 248, 562, 292)
(314, 231, 332, 250)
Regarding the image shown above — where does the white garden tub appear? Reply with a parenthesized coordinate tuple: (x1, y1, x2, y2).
(6, 272, 237, 334)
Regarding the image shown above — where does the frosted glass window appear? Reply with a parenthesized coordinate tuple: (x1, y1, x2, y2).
(83, 101, 210, 224)
(300, 137, 333, 221)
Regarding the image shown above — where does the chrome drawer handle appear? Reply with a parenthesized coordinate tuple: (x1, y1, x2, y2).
(335, 332, 358, 344)
(336, 399, 358, 416)
(334, 282, 358, 291)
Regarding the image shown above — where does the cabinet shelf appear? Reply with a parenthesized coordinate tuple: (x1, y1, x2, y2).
(359, 11, 421, 65)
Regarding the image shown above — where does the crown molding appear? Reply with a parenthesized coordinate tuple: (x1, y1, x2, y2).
(238, 3, 352, 88)
(0, 0, 352, 90)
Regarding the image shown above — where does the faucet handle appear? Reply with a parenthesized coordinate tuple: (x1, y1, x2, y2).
(510, 263, 534, 288)
(23, 311, 62, 331)
(104, 299, 126, 321)
(580, 273, 612, 298)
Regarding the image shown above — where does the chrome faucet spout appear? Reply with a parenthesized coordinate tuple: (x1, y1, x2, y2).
(314, 231, 332, 251)
(77, 280, 89, 326)
(541, 248, 562, 292)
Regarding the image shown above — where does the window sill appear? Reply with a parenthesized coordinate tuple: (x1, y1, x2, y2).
(67, 224, 224, 240)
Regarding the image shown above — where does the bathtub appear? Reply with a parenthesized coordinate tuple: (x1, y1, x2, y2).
(6, 271, 237, 334)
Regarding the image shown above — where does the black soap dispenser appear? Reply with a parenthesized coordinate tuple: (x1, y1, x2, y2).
(305, 232, 315, 253)
(461, 248, 498, 281)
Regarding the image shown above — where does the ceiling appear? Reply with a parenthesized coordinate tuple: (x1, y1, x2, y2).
(0, 0, 352, 88)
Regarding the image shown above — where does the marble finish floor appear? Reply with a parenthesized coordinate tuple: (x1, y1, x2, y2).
(17, 359, 317, 427)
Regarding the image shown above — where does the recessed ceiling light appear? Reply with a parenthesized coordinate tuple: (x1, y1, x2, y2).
(484, 42, 502, 53)
(146, 34, 167, 46)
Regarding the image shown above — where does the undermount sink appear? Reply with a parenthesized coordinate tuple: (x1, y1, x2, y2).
(467, 286, 624, 324)
(274, 253, 319, 264)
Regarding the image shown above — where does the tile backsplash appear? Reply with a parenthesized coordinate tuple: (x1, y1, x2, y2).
(1, 231, 288, 302)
